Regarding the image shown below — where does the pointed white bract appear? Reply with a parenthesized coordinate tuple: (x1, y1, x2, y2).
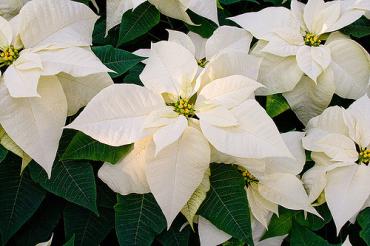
(302, 96, 370, 233)
(230, 0, 370, 124)
(69, 40, 293, 227)
(198, 215, 287, 246)
(105, 0, 219, 35)
(0, 0, 113, 177)
(211, 131, 318, 227)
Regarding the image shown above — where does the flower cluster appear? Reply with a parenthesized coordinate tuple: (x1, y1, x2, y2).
(0, 0, 369, 245)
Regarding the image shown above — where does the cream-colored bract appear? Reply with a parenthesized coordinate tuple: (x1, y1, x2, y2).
(67, 40, 293, 227)
(0, 0, 113, 177)
(230, 0, 370, 125)
(105, 0, 219, 35)
(0, 0, 30, 20)
(211, 131, 319, 228)
(198, 214, 287, 246)
(302, 95, 370, 233)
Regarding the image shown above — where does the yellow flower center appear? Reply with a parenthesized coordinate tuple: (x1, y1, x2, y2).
(241, 169, 259, 186)
(197, 58, 208, 68)
(0, 45, 20, 66)
(173, 97, 195, 117)
(303, 32, 321, 47)
(358, 147, 370, 165)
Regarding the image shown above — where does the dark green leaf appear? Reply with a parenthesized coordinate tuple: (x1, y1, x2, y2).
(199, 164, 253, 245)
(294, 204, 332, 231)
(92, 18, 118, 46)
(92, 45, 145, 78)
(15, 196, 64, 246)
(290, 221, 336, 246)
(123, 63, 145, 86)
(29, 159, 98, 214)
(0, 145, 7, 163)
(96, 180, 116, 209)
(262, 207, 294, 240)
(157, 216, 191, 246)
(186, 11, 218, 38)
(118, 2, 160, 45)
(64, 234, 76, 246)
(266, 94, 290, 118)
(357, 208, 370, 245)
(341, 17, 370, 38)
(115, 193, 166, 246)
(61, 132, 132, 164)
(263, 206, 330, 240)
(64, 204, 114, 246)
(0, 155, 45, 244)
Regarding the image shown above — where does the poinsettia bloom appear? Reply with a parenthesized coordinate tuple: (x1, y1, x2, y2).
(135, 25, 253, 70)
(198, 214, 287, 246)
(230, 0, 370, 124)
(67, 40, 293, 227)
(0, 0, 112, 177)
(106, 0, 219, 34)
(212, 131, 319, 227)
(0, 0, 29, 20)
(302, 95, 370, 233)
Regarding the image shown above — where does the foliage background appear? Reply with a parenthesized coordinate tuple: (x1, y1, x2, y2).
(0, 0, 369, 245)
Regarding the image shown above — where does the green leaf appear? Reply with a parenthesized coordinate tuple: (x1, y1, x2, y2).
(357, 208, 370, 245)
(262, 206, 331, 240)
(92, 18, 118, 46)
(262, 207, 294, 240)
(0, 155, 45, 244)
(341, 17, 370, 38)
(123, 63, 145, 86)
(199, 164, 253, 245)
(157, 216, 191, 246)
(118, 2, 160, 45)
(115, 193, 166, 246)
(266, 94, 290, 118)
(64, 234, 76, 246)
(186, 11, 218, 38)
(64, 203, 114, 246)
(29, 159, 98, 214)
(61, 132, 133, 164)
(0, 145, 7, 163)
(15, 196, 64, 246)
(290, 221, 336, 246)
(294, 204, 332, 231)
(92, 45, 145, 78)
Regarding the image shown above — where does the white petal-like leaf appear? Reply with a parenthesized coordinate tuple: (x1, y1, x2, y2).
(18, 0, 98, 48)
(67, 84, 164, 146)
(146, 126, 210, 227)
(0, 76, 67, 177)
(58, 72, 113, 116)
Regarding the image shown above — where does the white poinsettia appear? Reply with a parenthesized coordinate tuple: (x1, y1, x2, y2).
(198, 214, 287, 246)
(0, 0, 113, 177)
(302, 95, 370, 233)
(67, 40, 293, 227)
(135, 25, 254, 69)
(230, 0, 370, 124)
(0, 0, 30, 20)
(106, 0, 219, 34)
(212, 131, 319, 227)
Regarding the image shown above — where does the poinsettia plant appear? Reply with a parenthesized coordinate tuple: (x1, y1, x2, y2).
(0, 0, 369, 245)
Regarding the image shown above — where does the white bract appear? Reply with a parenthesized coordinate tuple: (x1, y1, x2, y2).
(302, 95, 370, 233)
(198, 214, 287, 246)
(230, 0, 370, 124)
(106, 0, 219, 34)
(135, 25, 254, 70)
(67, 40, 293, 227)
(212, 131, 319, 227)
(0, 0, 113, 177)
(0, 0, 30, 20)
